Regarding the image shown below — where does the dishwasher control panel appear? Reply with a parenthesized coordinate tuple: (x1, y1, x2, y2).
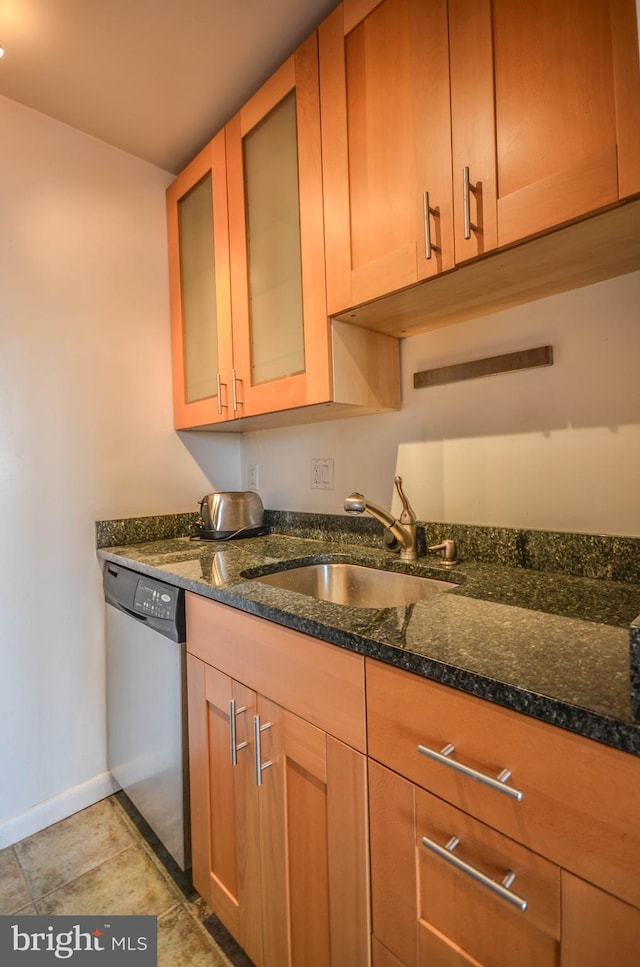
(103, 562, 186, 642)
(134, 578, 177, 620)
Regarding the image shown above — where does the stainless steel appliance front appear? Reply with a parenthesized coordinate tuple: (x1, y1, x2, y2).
(103, 563, 189, 870)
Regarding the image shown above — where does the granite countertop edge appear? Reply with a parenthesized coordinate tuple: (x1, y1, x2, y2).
(97, 535, 640, 758)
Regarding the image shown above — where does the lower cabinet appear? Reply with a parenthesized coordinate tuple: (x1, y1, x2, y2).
(186, 593, 370, 967)
(561, 872, 640, 967)
(185, 596, 640, 966)
(366, 658, 640, 967)
(370, 759, 560, 966)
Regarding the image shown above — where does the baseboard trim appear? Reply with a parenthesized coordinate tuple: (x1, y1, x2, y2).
(0, 772, 118, 849)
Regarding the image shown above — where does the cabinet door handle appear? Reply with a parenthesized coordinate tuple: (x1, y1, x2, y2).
(253, 714, 272, 786)
(422, 834, 528, 911)
(463, 166, 478, 240)
(228, 699, 247, 766)
(417, 743, 523, 802)
(231, 369, 244, 412)
(423, 191, 439, 260)
(216, 374, 229, 415)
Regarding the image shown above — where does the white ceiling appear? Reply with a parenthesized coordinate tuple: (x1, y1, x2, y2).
(0, 0, 339, 173)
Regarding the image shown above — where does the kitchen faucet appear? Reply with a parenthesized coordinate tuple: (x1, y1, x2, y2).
(344, 476, 418, 562)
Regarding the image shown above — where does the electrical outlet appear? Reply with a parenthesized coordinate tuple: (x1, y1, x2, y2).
(310, 458, 334, 490)
(248, 464, 259, 490)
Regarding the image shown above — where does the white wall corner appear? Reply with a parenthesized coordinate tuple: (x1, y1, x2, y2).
(0, 772, 118, 850)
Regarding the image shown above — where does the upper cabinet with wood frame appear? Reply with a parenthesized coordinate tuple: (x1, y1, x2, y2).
(319, 0, 456, 315)
(167, 29, 400, 431)
(320, 0, 640, 317)
(225, 32, 333, 420)
(450, 0, 640, 259)
(167, 132, 233, 429)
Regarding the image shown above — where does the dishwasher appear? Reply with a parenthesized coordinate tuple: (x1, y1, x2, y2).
(103, 562, 190, 870)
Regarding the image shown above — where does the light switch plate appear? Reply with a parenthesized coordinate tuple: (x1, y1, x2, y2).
(311, 458, 334, 490)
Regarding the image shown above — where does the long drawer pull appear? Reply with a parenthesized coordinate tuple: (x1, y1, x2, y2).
(253, 714, 272, 786)
(228, 700, 247, 766)
(422, 834, 528, 911)
(417, 743, 524, 802)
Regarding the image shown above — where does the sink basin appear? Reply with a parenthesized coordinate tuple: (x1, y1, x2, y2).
(251, 562, 456, 609)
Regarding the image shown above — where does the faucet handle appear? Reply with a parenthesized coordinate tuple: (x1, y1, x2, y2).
(394, 476, 416, 524)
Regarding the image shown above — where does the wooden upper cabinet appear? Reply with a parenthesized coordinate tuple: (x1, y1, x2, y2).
(321, 0, 640, 315)
(166, 133, 233, 429)
(450, 0, 640, 256)
(226, 32, 333, 418)
(319, 0, 455, 316)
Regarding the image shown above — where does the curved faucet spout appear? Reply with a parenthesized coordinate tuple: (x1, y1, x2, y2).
(344, 492, 402, 533)
(344, 478, 418, 561)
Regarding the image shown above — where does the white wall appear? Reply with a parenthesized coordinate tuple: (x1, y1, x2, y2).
(0, 95, 242, 843)
(240, 271, 640, 537)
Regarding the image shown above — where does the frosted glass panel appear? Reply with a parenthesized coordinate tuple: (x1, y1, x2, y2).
(178, 173, 218, 403)
(243, 92, 305, 386)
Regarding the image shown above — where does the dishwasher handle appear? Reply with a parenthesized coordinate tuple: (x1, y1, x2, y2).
(109, 601, 150, 623)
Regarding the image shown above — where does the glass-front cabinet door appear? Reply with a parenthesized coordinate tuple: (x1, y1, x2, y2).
(226, 32, 331, 419)
(167, 132, 233, 428)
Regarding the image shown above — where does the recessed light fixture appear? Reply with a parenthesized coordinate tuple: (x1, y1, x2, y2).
(0, 47, 5, 59)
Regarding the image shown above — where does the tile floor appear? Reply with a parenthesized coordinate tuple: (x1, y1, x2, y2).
(0, 792, 254, 966)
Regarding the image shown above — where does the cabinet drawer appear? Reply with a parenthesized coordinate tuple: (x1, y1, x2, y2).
(417, 786, 560, 967)
(366, 658, 640, 907)
(187, 594, 366, 752)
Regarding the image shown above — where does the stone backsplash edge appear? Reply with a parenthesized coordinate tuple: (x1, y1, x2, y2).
(95, 510, 640, 584)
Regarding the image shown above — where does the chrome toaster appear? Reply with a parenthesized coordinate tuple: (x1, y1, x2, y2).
(196, 491, 265, 540)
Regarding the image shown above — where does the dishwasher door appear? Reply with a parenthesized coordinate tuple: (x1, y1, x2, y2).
(105, 568, 190, 870)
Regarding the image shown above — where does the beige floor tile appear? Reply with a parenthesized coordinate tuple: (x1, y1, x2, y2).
(158, 906, 232, 967)
(8, 795, 247, 964)
(35, 845, 179, 918)
(0, 847, 32, 914)
(15, 797, 134, 899)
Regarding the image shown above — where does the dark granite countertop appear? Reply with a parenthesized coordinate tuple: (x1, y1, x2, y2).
(98, 531, 640, 757)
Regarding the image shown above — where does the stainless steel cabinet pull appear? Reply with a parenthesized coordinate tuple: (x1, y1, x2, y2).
(417, 743, 523, 802)
(423, 191, 440, 260)
(253, 714, 272, 786)
(421, 834, 528, 911)
(231, 369, 244, 412)
(216, 373, 228, 414)
(463, 166, 478, 239)
(228, 700, 247, 766)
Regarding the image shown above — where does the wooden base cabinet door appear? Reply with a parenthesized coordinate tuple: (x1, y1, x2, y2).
(369, 759, 561, 967)
(188, 655, 370, 967)
(416, 787, 560, 967)
(187, 657, 264, 964)
(254, 695, 289, 967)
(369, 760, 419, 967)
(283, 711, 371, 967)
(561, 872, 640, 967)
(319, 0, 455, 315)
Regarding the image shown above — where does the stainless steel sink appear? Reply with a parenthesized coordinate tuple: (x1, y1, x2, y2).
(251, 562, 456, 608)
